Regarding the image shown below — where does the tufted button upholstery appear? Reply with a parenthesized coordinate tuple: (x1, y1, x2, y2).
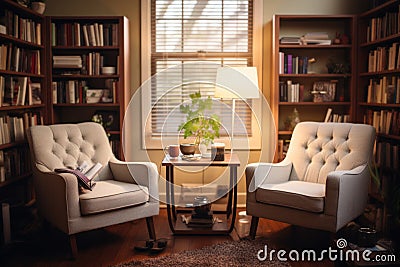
(286, 122, 375, 184)
(29, 123, 114, 179)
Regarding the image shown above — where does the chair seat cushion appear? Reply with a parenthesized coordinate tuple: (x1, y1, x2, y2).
(255, 181, 325, 213)
(79, 180, 149, 215)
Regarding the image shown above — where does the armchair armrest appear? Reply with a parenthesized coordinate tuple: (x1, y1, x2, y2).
(108, 160, 159, 202)
(246, 158, 293, 193)
(32, 167, 81, 234)
(325, 164, 370, 230)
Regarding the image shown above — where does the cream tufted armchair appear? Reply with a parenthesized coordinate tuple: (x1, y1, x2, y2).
(246, 122, 376, 238)
(27, 122, 159, 257)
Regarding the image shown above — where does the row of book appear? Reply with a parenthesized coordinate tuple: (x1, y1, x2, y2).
(364, 109, 400, 136)
(0, 147, 31, 183)
(0, 76, 42, 107)
(0, 112, 42, 145)
(279, 80, 339, 103)
(277, 139, 290, 162)
(278, 52, 309, 74)
(51, 22, 119, 47)
(0, 10, 42, 45)
(323, 108, 350, 123)
(367, 43, 400, 72)
(367, 5, 400, 42)
(374, 141, 399, 171)
(279, 80, 303, 102)
(0, 44, 41, 74)
(52, 79, 118, 104)
(110, 139, 121, 158)
(366, 76, 400, 104)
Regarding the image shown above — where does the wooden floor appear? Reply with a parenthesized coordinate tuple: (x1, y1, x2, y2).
(1, 208, 338, 267)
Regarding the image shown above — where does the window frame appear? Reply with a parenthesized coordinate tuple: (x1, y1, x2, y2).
(140, 0, 263, 150)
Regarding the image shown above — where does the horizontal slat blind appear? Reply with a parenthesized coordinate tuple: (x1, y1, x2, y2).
(151, 0, 253, 137)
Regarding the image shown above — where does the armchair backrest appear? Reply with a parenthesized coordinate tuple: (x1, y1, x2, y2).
(286, 122, 375, 184)
(28, 122, 115, 178)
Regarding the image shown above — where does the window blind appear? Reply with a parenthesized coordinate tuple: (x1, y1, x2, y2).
(150, 0, 254, 137)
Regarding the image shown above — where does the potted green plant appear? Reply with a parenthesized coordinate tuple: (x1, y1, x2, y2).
(30, 0, 46, 14)
(178, 91, 221, 154)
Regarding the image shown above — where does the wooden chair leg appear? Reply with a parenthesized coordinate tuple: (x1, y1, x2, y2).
(69, 234, 78, 260)
(146, 216, 156, 240)
(249, 216, 259, 240)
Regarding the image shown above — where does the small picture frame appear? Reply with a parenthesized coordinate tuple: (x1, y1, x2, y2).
(312, 81, 336, 102)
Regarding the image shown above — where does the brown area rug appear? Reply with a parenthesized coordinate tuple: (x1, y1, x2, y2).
(116, 238, 291, 267)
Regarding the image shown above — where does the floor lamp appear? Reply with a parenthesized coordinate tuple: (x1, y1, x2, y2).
(215, 66, 260, 153)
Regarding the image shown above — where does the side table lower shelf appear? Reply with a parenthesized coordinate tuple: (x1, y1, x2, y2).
(162, 153, 240, 235)
(173, 212, 234, 235)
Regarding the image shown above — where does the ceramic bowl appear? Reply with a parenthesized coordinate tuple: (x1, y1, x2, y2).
(180, 143, 196, 155)
(86, 89, 104, 103)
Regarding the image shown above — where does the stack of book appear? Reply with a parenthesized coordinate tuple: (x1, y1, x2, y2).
(53, 55, 82, 68)
(279, 36, 301, 44)
(300, 32, 332, 45)
(187, 211, 215, 228)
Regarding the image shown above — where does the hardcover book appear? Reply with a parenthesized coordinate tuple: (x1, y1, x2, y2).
(55, 161, 103, 191)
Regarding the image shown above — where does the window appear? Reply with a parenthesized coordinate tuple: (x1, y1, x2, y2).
(141, 0, 262, 149)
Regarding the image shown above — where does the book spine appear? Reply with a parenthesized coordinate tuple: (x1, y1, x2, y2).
(287, 54, 292, 74)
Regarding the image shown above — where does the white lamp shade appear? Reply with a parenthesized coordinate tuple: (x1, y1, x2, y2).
(215, 66, 260, 99)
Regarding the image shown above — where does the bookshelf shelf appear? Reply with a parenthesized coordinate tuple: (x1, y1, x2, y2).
(279, 44, 352, 49)
(278, 130, 293, 135)
(279, 101, 351, 106)
(107, 130, 120, 135)
(359, 102, 400, 108)
(360, 69, 400, 76)
(52, 74, 119, 79)
(0, 172, 33, 188)
(0, 141, 28, 150)
(0, 104, 45, 111)
(0, 70, 45, 77)
(53, 103, 120, 108)
(360, 32, 400, 47)
(0, 33, 45, 48)
(377, 133, 400, 141)
(52, 46, 119, 50)
(272, 14, 356, 162)
(279, 73, 351, 78)
(359, 0, 398, 18)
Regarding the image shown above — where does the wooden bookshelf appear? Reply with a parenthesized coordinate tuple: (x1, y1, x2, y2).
(0, 0, 47, 206)
(46, 16, 130, 159)
(357, 0, 400, 237)
(272, 15, 357, 161)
